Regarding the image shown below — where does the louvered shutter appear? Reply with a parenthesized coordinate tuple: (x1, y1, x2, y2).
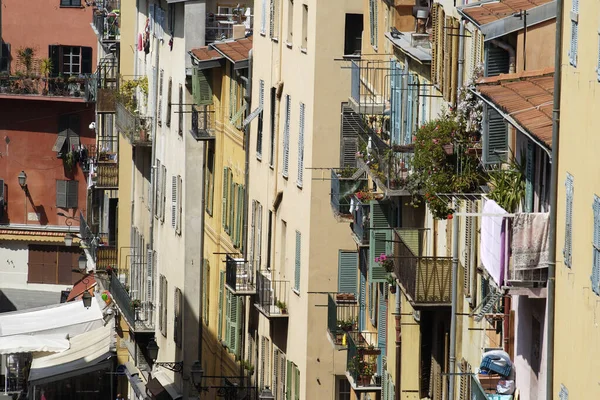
(442, 16, 451, 99)
(377, 284, 387, 374)
(564, 174, 574, 267)
(340, 105, 360, 167)
(230, 296, 240, 355)
(421, 79, 428, 125)
(229, 171, 234, 236)
(297, 102, 305, 187)
(66, 181, 78, 208)
(197, 69, 213, 105)
(359, 268, 366, 331)
(249, 200, 256, 268)
(483, 106, 507, 164)
(171, 175, 177, 228)
(389, 375, 396, 400)
(146, 248, 153, 301)
(155, 161, 162, 218)
(286, 360, 292, 399)
(463, 202, 473, 297)
(294, 365, 300, 400)
(202, 260, 209, 324)
(257, 203, 263, 268)
(485, 43, 510, 77)
(592, 197, 600, 295)
(222, 168, 229, 230)
(525, 141, 536, 212)
(177, 175, 182, 234)
(232, 184, 238, 246)
(218, 271, 224, 340)
(174, 288, 182, 347)
(369, 0, 375, 46)
(569, 0, 579, 66)
(450, 18, 460, 104)
(404, 74, 414, 145)
(260, 337, 266, 389)
(161, 165, 167, 221)
(257, 80, 265, 157)
(56, 180, 67, 208)
(225, 290, 231, 348)
(273, 349, 280, 395)
(294, 230, 301, 291)
(338, 251, 358, 297)
(158, 70, 163, 125)
(235, 186, 243, 248)
(369, 201, 392, 282)
(382, 370, 388, 400)
(166, 78, 173, 127)
(430, 5, 439, 85)
(261, 0, 267, 34)
(283, 95, 291, 178)
(390, 61, 402, 146)
(159, 276, 164, 334)
(280, 353, 286, 399)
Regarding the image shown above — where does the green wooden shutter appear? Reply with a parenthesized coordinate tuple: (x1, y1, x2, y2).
(564, 174, 574, 267)
(294, 230, 301, 291)
(235, 185, 243, 248)
(222, 168, 229, 230)
(294, 364, 300, 400)
(359, 269, 366, 330)
(228, 169, 234, 234)
(483, 106, 507, 164)
(230, 296, 240, 355)
(225, 290, 231, 347)
(283, 95, 291, 178)
(286, 360, 292, 399)
(340, 105, 359, 168)
(192, 67, 199, 105)
(525, 140, 535, 212)
(369, 201, 392, 282)
(377, 284, 387, 374)
(338, 251, 358, 297)
(196, 69, 213, 105)
(218, 271, 225, 340)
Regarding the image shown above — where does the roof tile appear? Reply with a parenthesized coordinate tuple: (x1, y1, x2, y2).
(463, 0, 553, 25)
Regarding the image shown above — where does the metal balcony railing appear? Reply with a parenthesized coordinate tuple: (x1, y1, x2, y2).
(394, 229, 452, 306)
(205, 12, 251, 44)
(255, 271, 289, 318)
(225, 255, 255, 295)
(190, 104, 216, 140)
(346, 332, 382, 390)
(116, 101, 152, 146)
(0, 75, 96, 102)
(96, 246, 117, 271)
(331, 169, 367, 217)
(109, 271, 154, 332)
(349, 59, 391, 116)
(351, 195, 370, 245)
(92, 1, 120, 42)
(327, 294, 360, 347)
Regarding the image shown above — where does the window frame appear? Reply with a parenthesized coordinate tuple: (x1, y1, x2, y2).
(60, 0, 81, 7)
(301, 4, 308, 51)
(286, 0, 294, 47)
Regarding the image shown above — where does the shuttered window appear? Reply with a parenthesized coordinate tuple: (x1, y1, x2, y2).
(569, 0, 579, 67)
(377, 284, 387, 374)
(158, 69, 164, 125)
(260, 0, 267, 35)
(166, 78, 172, 127)
(279, 353, 287, 399)
(202, 260, 209, 325)
(269, 87, 277, 166)
(369, 0, 377, 48)
(222, 167, 229, 231)
(178, 84, 184, 135)
(257, 80, 265, 159)
(171, 175, 177, 228)
(430, 4, 443, 87)
(404, 74, 416, 145)
(463, 201, 475, 299)
(564, 173, 574, 267)
(159, 275, 167, 337)
(297, 102, 305, 188)
(369, 282, 377, 325)
(338, 251, 357, 297)
(482, 105, 508, 164)
(176, 175, 182, 234)
(228, 169, 234, 237)
(283, 94, 291, 178)
(260, 336, 266, 389)
(369, 201, 392, 282)
(294, 230, 301, 291)
(421, 78, 428, 125)
(174, 287, 182, 347)
(485, 42, 510, 77)
(340, 104, 359, 167)
(205, 142, 215, 216)
(27, 245, 80, 285)
(525, 141, 535, 212)
(56, 180, 78, 209)
(459, 359, 472, 400)
(359, 264, 367, 331)
(155, 160, 162, 219)
(225, 291, 240, 355)
(0, 42, 10, 73)
(559, 384, 569, 400)
(269, 0, 280, 39)
(592, 195, 600, 296)
(193, 68, 213, 105)
(218, 270, 225, 340)
(390, 61, 403, 146)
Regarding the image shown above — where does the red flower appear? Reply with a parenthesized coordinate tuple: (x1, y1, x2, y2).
(447, 214, 453, 220)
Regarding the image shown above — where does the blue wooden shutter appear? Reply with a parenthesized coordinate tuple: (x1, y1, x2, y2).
(338, 251, 358, 297)
(369, 283, 377, 325)
(390, 61, 402, 145)
(359, 268, 366, 331)
(564, 173, 574, 267)
(369, 200, 392, 282)
(592, 196, 600, 295)
(218, 271, 224, 340)
(294, 230, 301, 291)
(483, 106, 507, 164)
(377, 284, 387, 374)
(525, 140, 535, 212)
(283, 95, 291, 178)
(404, 74, 414, 145)
(297, 102, 305, 187)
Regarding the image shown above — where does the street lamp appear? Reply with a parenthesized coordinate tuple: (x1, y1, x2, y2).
(82, 289, 93, 308)
(17, 171, 27, 189)
(64, 232, 74, 247)
(78, 253, 87, 272)
(190, 361, 203, 388)
(146, 338, 183, 373)
(259, 388, 275, 400)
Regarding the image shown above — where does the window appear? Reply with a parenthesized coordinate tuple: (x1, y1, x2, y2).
(193, 68, 213, 105)
(369, 0, 378, 49)
(53, 114, 80, 155)
(294, 230, 301, 292)
(287, 0, 294, 45)
(250, 201, 263, 269)
(171, 175, 177, 229)
(49, 45, 92, 76)
(159, 275, 168, 336)
(160, 165, 167, 222)
(282, 94, 291, 178)
(280, 220, 287, 273)
(564, 173, 574, 267)
(0, 42, 10, 73)
(260, 336, 271, 389)
(157, 70, 164, 126)
(269, 87, 277, 166)
(225, 290, 240, 355)
(266, 211, 273, 270)
(270, 0, 280, 40)
(569, 0, 579, 67)
(222, 168, 230, 232)
(344, 14, 362, 56)
(257, 80, 265, 159)
(336, 376, 351, 400)
(206, 141, 215, 215)
(60, 0, 81, 6)
(338, 251, 358, 297)
(155, 160, 162, 219)
(297, 102, 305, 187)
(301, 4, 308, 51)
(28, 245, 81, 285)
(56, 180, 78, 209)
(174, 287, 182, 347)
(178, 84, 183, 135)
(166, 78, 173, 127)
(260, 0, 268, 35)
(592, 195, 600, 295)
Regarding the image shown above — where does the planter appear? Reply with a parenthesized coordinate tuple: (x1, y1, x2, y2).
(359, 348, 381, 356)
(357, 375, 373, 386)
(390, 285, 397, 294)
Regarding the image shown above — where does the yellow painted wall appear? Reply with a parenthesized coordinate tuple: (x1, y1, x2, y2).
(516, 19, 556, 73)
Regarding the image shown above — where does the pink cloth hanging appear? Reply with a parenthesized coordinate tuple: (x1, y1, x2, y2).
(137, 33, 143, 51)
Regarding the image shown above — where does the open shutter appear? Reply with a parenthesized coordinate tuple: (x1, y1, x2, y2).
(359, 266, 366, 331)
(294, 231, 301, 291)
(294, 364, 300, 400)
(404, 74, 414, 145)
(202, 260, 209, 324)
(421, 79, 428, 125)
(592, 197, 600, 295)
(249, 200, 256, 268)
(525, 141, 535, 212)
(49, 45, 60, 77)
(390, 61, 402, 146)
(261, 0, 267, 34)
(195, 69, 213, 105)
(286, 360, 292, 399)
(338, 251, 358, 297)
(340, 105, 360, 167)
(382, 369, 388, 400)
(56, 180, 67, 208)
(430, 5, 439, 85)
(228, 169, 234, 235)
(564, 174, 574, 267)
(158, 69, 164, 125)
(218, 271, 224, 340)
(280, 353, 286, 399)
(282, 95, 291, 178)
(297, 102, 305, 187)
(483, 106, 507, 164)
(146, 248, 153, 301)
(369, 201, 392, 282)
(155, 161, 162, 218)
(257, 203, 263, 268)
(257, 80, 265, 157)
(377, 284, 387, 373)
(222, 168, 229, 230)
(230, 296, 240, 355)
(273, 349, 280, 395)
(569, 0, 579, 66)
(225, 291, 231, 348)
(260, 337, 266, 389)
(171, 175, 177, 228)
(463, 202, 473, 297)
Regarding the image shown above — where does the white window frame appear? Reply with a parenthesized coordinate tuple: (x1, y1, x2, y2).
(297, 102, 305, 188)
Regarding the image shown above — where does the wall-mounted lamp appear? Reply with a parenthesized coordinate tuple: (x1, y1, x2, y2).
(64, 233, 74, 247)
(78, 253, 87, 272)
(146, 338, 183, 373)
(18, 171, 27, 189)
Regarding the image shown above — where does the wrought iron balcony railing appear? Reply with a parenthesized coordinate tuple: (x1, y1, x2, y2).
(0, 74, 96, 102)
(190, 104, 216, 140)
(225, 255, 255, 295)
(330, 169, 367, 217)
(327, 294, 360, 347)
(255, 271, 289, 318)
(96, 246, 117, 271)
(116, 100, 152, 146)
(393, 228, 452, 306)
(109, 271, 154, 332)
(346, 332, 382, 390)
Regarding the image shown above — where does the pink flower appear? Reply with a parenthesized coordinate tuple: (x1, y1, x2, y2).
(433, 139, 439, 144)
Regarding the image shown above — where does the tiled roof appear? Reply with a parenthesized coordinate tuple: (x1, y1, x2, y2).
(476, 67, 554, 148)
(190, 47, 222, 61)
(212, 36, 253, 62)
(463, 0, 554, 26)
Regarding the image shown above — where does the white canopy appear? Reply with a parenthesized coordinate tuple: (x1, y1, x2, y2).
(28, 323, 113, 385)
(0, 294, 105, 354)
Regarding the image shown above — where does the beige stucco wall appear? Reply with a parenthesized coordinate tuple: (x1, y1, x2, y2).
(516, 19, 556, 73)
(555, 0, 600, 397)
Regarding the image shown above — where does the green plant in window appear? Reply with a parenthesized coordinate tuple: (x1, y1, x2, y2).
(17, 47, 35, 76)
(486, 155, 525, 213)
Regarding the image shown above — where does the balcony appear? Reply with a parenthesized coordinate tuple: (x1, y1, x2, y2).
(394, 229, 452, 307)
(109, 272, 154, 333)
(225, 255, 255, 295)
(96, 246, 117, 271)
(0, 75, 95, 102)
(205, 12, 251, 44)
(255, 271, 289, 318)
(91, 1, 120, 43)
(349, 60, 390, 116)
(346, 332, 382, 391)
(330, 169, 367, 217)
(189, 104, 216, 141)
(116, 101, 152, 147)
(350, 195, 370, 245)
(327, 294, 359, 348)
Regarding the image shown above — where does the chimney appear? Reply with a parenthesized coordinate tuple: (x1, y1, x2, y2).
(232, 24, 246, 40)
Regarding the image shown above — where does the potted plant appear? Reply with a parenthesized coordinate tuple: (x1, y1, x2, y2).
(375, 254, 394, 273)
(276, 300, 287, 314)
(131, 299, 142, 309)
(386, 275, 396, 293)
(337, 317, 356, 332)
(241, 360, 254, 376)
(40, 58, 53, 95)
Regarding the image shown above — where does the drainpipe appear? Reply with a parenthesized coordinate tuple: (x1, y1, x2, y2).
(547, 0, 563, 397)
(490, 40, 516, 73)
(457, 20, 465, 90)
(395, 283, 401, 400)
(448, 198, 459, 400)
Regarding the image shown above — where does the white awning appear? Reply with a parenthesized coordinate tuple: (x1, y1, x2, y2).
(28, 323, 114, 386)
(0, 294, 104, 338)
(0, 334, 70, 354)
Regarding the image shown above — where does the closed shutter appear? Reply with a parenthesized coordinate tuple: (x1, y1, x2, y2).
(483, 106, 507, 164)
(222, 168, 229, 230)
(166, 78, 172, 127)
(171, 175, 177, 228)
(177, 175, 182, 234)
(286, 360, 292, 399)
(261, 0, 267, 34)
(359, 267, 366, 331)
(225, 291, 231, 348)
(369, 200, 392, 282)
(564, 173, 574, 267)
(294, 364, 300, 400)
(283, 95, 291, 178)
(257, 80, 265, 158)
(257, 203, 263, 268)
(146, 248, 153, 301)
(390, 61, 403, 146)
(260, 337, 266, 390)
(161, 165, 167, 221)
(56, 180, 67, 208)
(66, 180, 78, 208)
(338, 251, 358, 297)
(229, 169, 234, 235)
(592, 196, 600, 295)
(196, 69, 213, 105)
(525, 141, 535, 212)
(218, 270, 224, 340)
(463, 201, 473, 297)
(340, 104, 360, 167)
(178, 84, 183, 135)
(158, 69, 163, 125)
(294, 230, 301, 291)
(377, 284, 387, 374)
(297, 102, 305, 187)
(569, 0, 578, 66)
(404, 74, 414, 145)
(230, 296, 240, 355)
(485, 43, 510, 77)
